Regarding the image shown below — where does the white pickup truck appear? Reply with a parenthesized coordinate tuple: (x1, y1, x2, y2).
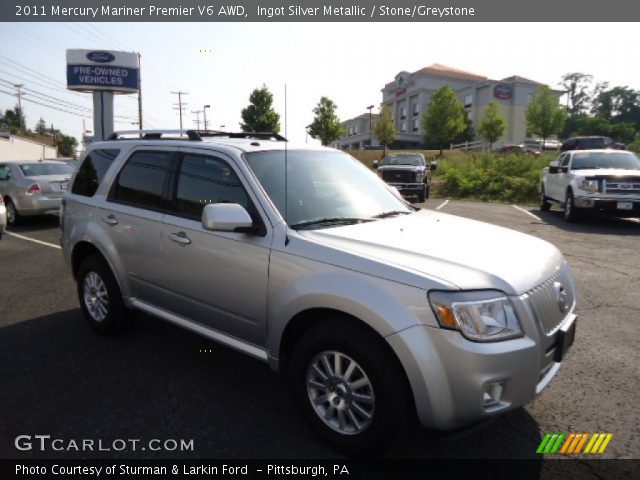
(541, 149, 640, 222)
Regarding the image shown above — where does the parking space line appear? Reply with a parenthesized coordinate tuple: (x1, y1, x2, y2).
(512, 204, 542, 221)
(4, 231, 61, 250)
(435, 199, 449, 210)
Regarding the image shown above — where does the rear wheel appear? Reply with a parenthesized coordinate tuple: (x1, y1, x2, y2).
(77, 255, 132, 334)
(539, 186, 551, 211)
(5, 198, 19, 225)
(289, 320, 412, 455)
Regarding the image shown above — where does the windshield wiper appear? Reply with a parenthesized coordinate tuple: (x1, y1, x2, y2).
(290, 217, 373, 230)
(372, 210, 412, 218)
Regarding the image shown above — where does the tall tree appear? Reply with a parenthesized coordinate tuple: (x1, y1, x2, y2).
(591, 86, 640, 128)
(307, 97, 345, 146)
(35, 117, 47, 135)
(560, 72, 593, 117)
(422, 85, 466, 156)
(55, 132, 78, 158)
(525, 86, 566, 148)
(373, 105, 396, 154)
(478, 101, 506, 150)
(1, 107, 26, 134)
(240, 85, 280, 133)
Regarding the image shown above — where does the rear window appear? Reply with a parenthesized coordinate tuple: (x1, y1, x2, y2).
(20, 163, 73, 177)
(71, 149, 120, 197)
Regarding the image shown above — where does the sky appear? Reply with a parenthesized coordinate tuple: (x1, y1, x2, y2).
(0, 22, 638, 148)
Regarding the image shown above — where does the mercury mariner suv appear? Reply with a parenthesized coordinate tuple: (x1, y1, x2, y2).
(61, 130, 577, 454)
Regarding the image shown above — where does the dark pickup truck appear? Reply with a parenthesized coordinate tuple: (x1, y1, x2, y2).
(373, 153, 433, 202)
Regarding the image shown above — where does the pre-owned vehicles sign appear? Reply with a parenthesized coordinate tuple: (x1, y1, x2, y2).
(66, 49, 139, 93)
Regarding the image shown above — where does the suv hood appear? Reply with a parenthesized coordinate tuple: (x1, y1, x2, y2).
(572, 168, 640, 177)
(300, 210, 563, 295)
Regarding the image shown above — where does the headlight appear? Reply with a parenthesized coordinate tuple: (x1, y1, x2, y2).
(429, 290, 523, 342)
(577, 179, 598, 194)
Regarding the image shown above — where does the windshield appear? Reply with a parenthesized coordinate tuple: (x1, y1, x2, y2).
(381, 154, 425, 166)
(571, 152, 640, 170)
(19, 163, 73, 177)
(245, 150, 411, 228)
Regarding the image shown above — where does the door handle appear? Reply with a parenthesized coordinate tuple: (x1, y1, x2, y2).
(168, 231, 191, 246)
(102, 214, 118, 226)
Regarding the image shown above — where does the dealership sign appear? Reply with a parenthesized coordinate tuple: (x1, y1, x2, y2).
(494, 84, 513, 100)
(66, 49, 139, 93)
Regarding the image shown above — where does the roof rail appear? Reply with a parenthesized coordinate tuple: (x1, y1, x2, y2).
(194, 130, 287, 142)
(107, 130, 202, 141)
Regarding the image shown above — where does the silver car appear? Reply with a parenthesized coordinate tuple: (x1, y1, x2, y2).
(0, 194, 6, 239)
(61, 130, 577, 454)
(0, 160, 74, 224)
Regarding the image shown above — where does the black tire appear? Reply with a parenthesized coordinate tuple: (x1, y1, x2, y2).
(417, 184, 426, 203)
(539, 186, 551, 211)
(563, 190, 579, 223)
(77, 255, 132, 334)
(5, 198, 20, 225)
(425, 184, 430, 200)
(289, 319, 412, 455)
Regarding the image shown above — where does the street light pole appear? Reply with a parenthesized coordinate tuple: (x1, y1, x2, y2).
(367, 104, 374, 146)
(203, 105, 210, 130)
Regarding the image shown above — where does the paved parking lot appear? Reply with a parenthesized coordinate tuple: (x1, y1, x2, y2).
(0, 200, 638, 460)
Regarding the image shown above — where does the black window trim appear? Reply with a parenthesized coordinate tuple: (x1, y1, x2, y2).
(71, 148, 121, 198)
(106, 148, 177, 214)
(165, 151, 267, 237)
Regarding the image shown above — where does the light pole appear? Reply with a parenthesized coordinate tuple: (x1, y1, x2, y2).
(203, 105, 210, 130)
(367, 105, 374, 146)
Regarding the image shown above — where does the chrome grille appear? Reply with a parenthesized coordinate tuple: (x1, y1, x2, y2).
(604, 177, 640, 195)
(525, 266, 575, 336)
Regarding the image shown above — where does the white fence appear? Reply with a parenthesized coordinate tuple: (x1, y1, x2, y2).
(449, 140, 486, 151)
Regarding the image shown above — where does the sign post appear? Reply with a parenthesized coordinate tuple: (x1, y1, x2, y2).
(66, 49, 140, 141)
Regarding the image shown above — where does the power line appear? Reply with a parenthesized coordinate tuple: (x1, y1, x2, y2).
(171, 91, 188, 130)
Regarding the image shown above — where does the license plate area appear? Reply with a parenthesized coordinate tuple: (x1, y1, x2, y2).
(617, 201, 633, 210)
(553, 316, 576, 362)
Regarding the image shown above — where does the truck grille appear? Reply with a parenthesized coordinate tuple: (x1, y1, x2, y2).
(603, 177, 640, 195)
(381, 170, 415, 183)
(524, 265, 575, 336)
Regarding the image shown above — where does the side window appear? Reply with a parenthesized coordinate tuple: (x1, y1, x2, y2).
(72, 149, 120, 197)
(172, 154, 251, 220)
(561, 155, 571, 167)
(109, 150, 172, 210)
(0, 165, 10, 180)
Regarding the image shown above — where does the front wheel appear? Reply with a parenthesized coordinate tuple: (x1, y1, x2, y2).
(417, 184, 427, 203)
(564, 191, 580, 223)
(539, 186, 551, 211)
(289, 320, 412, 455)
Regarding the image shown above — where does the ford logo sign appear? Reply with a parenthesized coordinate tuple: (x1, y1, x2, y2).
(86, 51, 115, 63)
(494, 84, 513, 100)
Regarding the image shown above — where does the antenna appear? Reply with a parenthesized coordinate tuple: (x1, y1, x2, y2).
(284, 83, 289, 246)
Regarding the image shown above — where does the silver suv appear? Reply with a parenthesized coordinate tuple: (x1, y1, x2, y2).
(61, 130, 577, 454)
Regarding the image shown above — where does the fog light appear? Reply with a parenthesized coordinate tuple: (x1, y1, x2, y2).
(483, 381, 504, 407)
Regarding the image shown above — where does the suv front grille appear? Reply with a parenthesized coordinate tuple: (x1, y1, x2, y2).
(524, 266, 575, 336)
(603, 177, 640, 195)
(381, 170, 415, 183)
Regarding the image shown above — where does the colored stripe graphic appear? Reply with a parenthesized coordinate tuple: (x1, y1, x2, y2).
(538, 433, 613, 454)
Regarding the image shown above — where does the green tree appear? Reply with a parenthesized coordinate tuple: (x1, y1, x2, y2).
(240, 85, 280, 133)
(591, 86, 640, 129)
(307, 97, 346, 146)
(477, 102, 506, 149)
(373, 105, 396, 154)
(35, 117, 47, 135)
(560, 72, 593, 117)
(525, 86, 566, 148)
(55, 132, 78, 158)
(1, 106, 26, 134)
(422, 85, 466, 156)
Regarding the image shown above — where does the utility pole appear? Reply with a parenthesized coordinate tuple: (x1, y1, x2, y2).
(137, 53, 143, 131)
(13, 84, 24, 111)
(203, 105, 210, 130)
(191, 110, 203, 130)
(367, 104, 374, 145)
(171, 91, 189, 130)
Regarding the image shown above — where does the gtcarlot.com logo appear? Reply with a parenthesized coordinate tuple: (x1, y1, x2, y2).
(15, 435, 194, 452)
(536, 432, 613, 454)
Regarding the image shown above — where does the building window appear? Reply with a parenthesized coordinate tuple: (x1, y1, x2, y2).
(353, 125, 358, 135)
(400, 122, 406, 133)
(412, 119, 419, 132)
(412, 104, 419, 116)
(464, 94, 473, 107)
(400, 107, 406, 119)
(467, 110, 473, 121)
(527, 93, 534, 104)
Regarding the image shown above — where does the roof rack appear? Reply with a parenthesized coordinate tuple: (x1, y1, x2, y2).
(106, 130, 287, 142)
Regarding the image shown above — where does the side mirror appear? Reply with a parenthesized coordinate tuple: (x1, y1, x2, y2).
(560, 166, 569, 173)
(372, 160, 379, 169)
(202, 203, 253, 233)
(549, 165, 559, 174)
(429, 161, 438, 171)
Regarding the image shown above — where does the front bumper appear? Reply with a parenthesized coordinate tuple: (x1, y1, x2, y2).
(574, 196, 640, 216)
(388, 183, 424, 196)
(14, 194, 62, 216)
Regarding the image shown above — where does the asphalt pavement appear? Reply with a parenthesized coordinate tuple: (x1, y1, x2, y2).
(0, 200, 638, 460)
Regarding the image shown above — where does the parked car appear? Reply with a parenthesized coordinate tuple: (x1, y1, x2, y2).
(0, 160, 74, 225)
(541, 149, 640, 221)
(0, 194, 6, 240)
(495, 144, 541, 156)
(526, 138, 562, 150)
(62, 130, 577, 454)
(561, 136, 626, 152)
(373, 153, 432, 202)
